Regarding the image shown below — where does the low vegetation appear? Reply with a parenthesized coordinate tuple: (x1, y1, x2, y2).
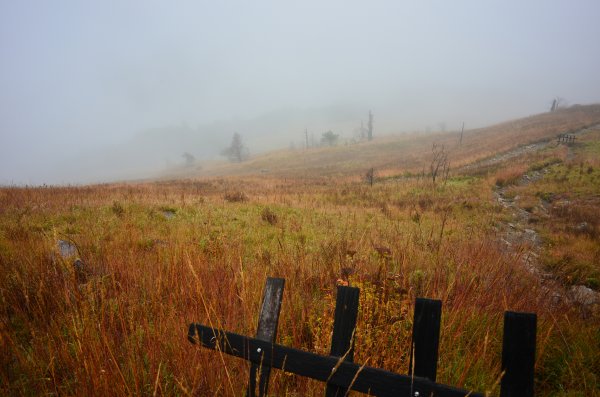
(1, 110, 600, 396)
(502, 130, 600, 290)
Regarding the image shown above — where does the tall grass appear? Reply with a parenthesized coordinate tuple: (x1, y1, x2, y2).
(1, 166, 598, 396)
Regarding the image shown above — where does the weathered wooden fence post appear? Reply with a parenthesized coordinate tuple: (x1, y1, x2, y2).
(326, 286, 360, 397)
(246, 277, 285, 397)
(188, 278, 537, 396)
(409, 298, 442, 382)
(500, 311, 537, 397)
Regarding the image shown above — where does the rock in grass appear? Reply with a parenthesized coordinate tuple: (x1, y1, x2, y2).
(57, 240, 87, 284)
(570, 285, 599, 306)
(58, 240, 77, 258)
(162, 209, 176, 219)
(574, 222, 591, 234)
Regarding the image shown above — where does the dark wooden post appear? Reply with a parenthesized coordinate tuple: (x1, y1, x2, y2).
(408, 298, 442, 382)
(246, 277, 285, 397)
(500, 311, 536, 397)
(325, 286, 360, 397)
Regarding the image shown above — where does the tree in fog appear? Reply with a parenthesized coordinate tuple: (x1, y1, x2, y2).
(321, 130, 339, 147)
(182, 152, 195, 167)
(367, 110, 374, 141)
(221, 132, 249, 162)
(550, 97, 567, 112)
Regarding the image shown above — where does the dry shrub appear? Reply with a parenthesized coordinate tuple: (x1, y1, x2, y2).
(111, 201, 124, 216)
(223, 191, 248, 202)
(418, 196, 433, 210)
(261, 207, 278, 225)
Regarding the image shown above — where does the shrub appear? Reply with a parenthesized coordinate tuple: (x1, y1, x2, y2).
(261, 207, 278, 225)
(111, 201, 124, 216)
(224, 191, 248, 202)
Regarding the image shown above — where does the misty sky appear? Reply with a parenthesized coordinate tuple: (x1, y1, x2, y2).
(1, 1, 600, 184)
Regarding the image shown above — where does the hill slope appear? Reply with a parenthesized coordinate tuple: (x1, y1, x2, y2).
(2, 107, 600, 396)
(171, 104, 600, 180)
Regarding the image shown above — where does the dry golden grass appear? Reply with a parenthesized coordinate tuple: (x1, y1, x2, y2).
(166, 104, 600, 181)
(2, 107, 600, 396)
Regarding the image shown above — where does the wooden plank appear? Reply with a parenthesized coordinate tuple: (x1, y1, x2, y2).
(409, 298, 442, 382)
(500, 311, 536, 397)
(326, 286, 360, 397)
(188, 323, 485, 397)
(246, 277, 285, 397)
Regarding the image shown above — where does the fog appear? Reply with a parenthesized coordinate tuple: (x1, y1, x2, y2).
(1, 1, 599, 184)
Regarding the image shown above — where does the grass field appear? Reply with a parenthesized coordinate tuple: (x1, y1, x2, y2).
(2, 107, 600, 396)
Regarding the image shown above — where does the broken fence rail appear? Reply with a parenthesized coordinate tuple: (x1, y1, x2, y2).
(188, 277, 536, 397)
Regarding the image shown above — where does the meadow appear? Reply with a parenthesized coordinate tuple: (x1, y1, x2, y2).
(1, 107, 600, 396)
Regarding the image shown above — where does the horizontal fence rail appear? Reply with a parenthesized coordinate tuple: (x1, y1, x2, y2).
(187, 278, 536, 396)
(188, 324, 483, 397)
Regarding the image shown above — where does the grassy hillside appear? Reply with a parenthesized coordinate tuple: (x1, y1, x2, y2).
(179, 104, 600, 179)
(1, 107, 600, 396)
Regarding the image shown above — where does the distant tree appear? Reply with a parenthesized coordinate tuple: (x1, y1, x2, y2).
(321, 130, 339, 147)
(367, 110, 374, 141)
(550, 97, 568, 112)
(182, 152, 195, 167)
(221, 132, 249, 162)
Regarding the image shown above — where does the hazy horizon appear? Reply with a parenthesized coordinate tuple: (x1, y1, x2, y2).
(2, 1, 600, 185)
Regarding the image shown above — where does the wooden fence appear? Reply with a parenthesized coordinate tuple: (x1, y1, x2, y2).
(557, 134, 576, 144)
(188, 277, 536, 396)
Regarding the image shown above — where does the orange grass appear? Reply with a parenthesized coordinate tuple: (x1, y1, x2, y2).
(1, 174, 598, 396)
(2, 108, 600, 396)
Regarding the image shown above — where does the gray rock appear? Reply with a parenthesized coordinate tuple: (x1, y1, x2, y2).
(58, 240, 77, 258)
(162, 210, 176, 219)
(570, 285, 599, 306)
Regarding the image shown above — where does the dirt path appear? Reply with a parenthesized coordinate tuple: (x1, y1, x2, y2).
(494, 169, 551, 278)
(460, 123, 600, 173)
(462, 142, 548, 173)
(490, 131, 600, 316)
